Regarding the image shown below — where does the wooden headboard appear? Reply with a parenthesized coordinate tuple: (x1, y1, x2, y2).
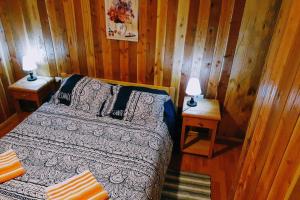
(60, 73, 176, 103)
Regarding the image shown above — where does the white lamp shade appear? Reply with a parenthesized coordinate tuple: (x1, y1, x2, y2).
(186, 77, 201, 96)
(22, 55, 37, 71)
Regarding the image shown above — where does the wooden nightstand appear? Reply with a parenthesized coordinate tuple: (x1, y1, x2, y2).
(8, 76, 55, 113)
(181, 97, 221, 158)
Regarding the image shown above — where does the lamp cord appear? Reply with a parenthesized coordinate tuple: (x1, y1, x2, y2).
(182, 106, 192, 112)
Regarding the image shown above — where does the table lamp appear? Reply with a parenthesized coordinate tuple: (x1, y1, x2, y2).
(22, 55, 37, 81)
(186, 77, 201, 107)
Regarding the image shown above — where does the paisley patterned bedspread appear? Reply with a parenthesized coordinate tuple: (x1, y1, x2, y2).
(0, 103, 173, 200)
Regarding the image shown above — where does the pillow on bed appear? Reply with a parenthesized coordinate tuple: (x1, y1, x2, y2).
(99, 86, 168, 118)
(52, 74, 84, 105)
(52, 74, 114, 115)
(123, 90, 169, 124)
(98, 85, 170, 122)
(97, 85, 176, 139)
(70, 77, 114, 115)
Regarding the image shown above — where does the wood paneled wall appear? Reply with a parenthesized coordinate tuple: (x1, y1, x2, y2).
(0, 0, 273, 139)
(233, 0, 300, 198)
(218, 0, 282, 138)
(0, 18, 15, 122)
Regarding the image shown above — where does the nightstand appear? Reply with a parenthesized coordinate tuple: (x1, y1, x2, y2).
(8, 76, 55, 113)
(181, 97, 221, 158)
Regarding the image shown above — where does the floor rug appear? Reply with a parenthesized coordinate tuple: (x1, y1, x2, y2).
(161, 170, 211, 200)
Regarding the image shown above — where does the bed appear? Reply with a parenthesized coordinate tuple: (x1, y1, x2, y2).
(0, 75, 175, 200)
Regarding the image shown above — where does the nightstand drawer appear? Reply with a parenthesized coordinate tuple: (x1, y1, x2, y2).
(183, 117, 218, 129)
(10, 91, 38, 101)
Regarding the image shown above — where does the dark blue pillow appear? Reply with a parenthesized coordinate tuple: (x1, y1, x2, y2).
(56, 74, 83, 106)
(163, 99, 176, 141)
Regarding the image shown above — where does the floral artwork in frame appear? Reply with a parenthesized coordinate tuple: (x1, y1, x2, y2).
(105, 0, 138, 42)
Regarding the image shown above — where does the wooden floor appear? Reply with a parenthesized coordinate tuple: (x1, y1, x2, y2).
(0, 112, 242, 200)
(0, 112, 30, 138)
(170, 140, 241, 200)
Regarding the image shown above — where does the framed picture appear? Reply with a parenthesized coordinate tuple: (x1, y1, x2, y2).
(105, 0, 139, 42)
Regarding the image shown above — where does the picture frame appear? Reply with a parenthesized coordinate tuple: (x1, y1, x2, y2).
(105, 0, 139, 42)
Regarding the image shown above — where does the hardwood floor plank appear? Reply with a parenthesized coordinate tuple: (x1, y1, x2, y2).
(170, 141, 242, 200)
(0, 112, 29, 138)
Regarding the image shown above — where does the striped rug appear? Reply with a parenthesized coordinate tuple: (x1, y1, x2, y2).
(161, 170, 211, 200)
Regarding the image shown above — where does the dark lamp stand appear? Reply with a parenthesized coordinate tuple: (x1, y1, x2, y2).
(187, 96, 197, 107)
(27, 71, 37, 81)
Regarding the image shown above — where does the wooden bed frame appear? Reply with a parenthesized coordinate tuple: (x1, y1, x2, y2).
(60, 73, 176, 103)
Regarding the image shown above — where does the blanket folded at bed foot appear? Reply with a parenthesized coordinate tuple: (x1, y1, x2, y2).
(46, 170, 109, 200)
(0, 149, 26, 183)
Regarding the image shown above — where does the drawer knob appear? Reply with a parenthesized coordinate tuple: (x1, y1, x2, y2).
(198, 123, 204, 127)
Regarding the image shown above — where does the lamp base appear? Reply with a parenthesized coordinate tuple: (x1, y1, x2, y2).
(27, 72, 37, 81)
(187, 97, 197, 107)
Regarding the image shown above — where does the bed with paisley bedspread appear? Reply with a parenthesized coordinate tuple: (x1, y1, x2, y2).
(0, 100, 173, 199)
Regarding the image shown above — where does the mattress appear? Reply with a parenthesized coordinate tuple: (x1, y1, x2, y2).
(0, 102, 173, 200)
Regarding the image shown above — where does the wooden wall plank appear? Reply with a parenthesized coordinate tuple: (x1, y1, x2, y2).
(45, 0, 71, 74)
(251, 6, 300, 198)
(137, 0, 147, 84)
(233, 0, 299, 199)
(163, 0, 178, 87)
(232, 0, 285, 191)
(62, 0, 80, 74)
(0, 20, 14, 120)
(0, 87, 14, 121)
(20, 0, 50, 76)
(170, 0, 190, 105)
(37, 0, 57, 76)
(219, 0, 282, 138)
(73, 0, 88, 75)
(0, 46, 14, 121)
(53, 0, 71, 74)
(0, 18, 14, 84)
(288, 173, 300, 200)
(98, 0, 112, 79)
(80, 0, 96, 77)
(154, 0, 168, 86)
(200, 0, 222, 96)
(0, 19, 14, 117)
(207, 0, 235, 98)
(2, 0, 28, 80)
(119, 41, 129, 82)
(178, 0, 201, 107)
(0, 79, 8, 122)
(0, 2, 17, 81)
(256, 59, 300, 199)
(145, 0, 157, 85)
(128, 43, 137, 82)
(217, 0, 245, 105)
(90, 0, 104, 78)
(231, 0, 276, 189)
(190, 0, 211, 78)
(268, 116, 300, 200)
(111, 40, 120, 80)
